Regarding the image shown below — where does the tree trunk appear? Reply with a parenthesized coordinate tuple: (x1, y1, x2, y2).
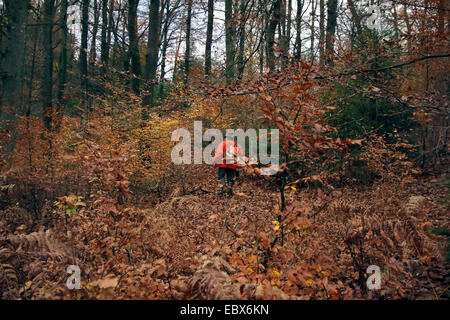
(237, 0, 247, 79)
(287, 0, 292, 58)
(295, 0, 303, 59)
(41, 0, 55, 130)
(107, 0, 114, 61)
(204, 0, 214, 76)
(280, 0, 289, 67)
(325, 0, 338, 64)
(319, 0, 325, 63)
(128, 0, 142, 95)
(267, 0, 282, 71)
(58, 0, 68, 105)
(310, 0, 316, 62)
(90, 0, 100, 64)
(225, 0, 235, 84)
(347, 0, 362, 37)
(160, 0, 171, 87)
(101, 0, 110, 68)
(80, 0, 89, 106)
(143, 0, 160, 111)
(1, 0, 29, 115)
(184, 0, 192, 86)
(259, 0, 268, 73)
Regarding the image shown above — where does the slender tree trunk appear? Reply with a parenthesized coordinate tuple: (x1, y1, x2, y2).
(128, 0, 142, 95)
(1, 0, 29, 115)
(237, 0, 247, 79)
(267, 0, 282, 71)
(225, 0, 235, 83)
(90, 0, 100, 64)
(347, 0, 362, 37)
(280, 0, 289, 67)
(143, 0, 160, 111)
(184, 0, 192, 86)
(107, 0, 114, 60)
(58, 0, 68, 105)
(259, 0, 268, 73)
(310, 0, 316, 62)
(325, 0, 338, 65)
(295, 0, 303, 59)
(41, 0, 55, 130)
(101, 0, 110, 68)
(319, 0, 325, 63)
(160, 0, 171, 92)
(80, 0, 89, 106)
(1, 0, 29, 154)
(287, 0, 292, 57)
(205, 0, 214, 76)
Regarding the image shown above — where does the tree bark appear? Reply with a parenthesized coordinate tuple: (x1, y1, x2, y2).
(280, 0, 289, 67)
(204, 0, 214, 76)
(319, 0, 325, 63)
(325, 0, 338, 65)
(160, 0, 172, 86)
(80, 0, 90, 105)
(347, 0, 362, 37)
(128, 0, 142, 95)
(107, 0, 114, 61)
(237, 0, 247, 79)
(310, 0, 316, 61)
(1, 0, 29, 115)
(267, 0, 282, 71)
(225, 0, 235, 83)
(143, 0, 160, 110)
(295, 0, 303, 59)
(90, 0, 100, 64)
(184, 0, 192, 86)
(41, 0, 55, 130)
(58, 0, 68, 105)
(101, 0, 110, 68)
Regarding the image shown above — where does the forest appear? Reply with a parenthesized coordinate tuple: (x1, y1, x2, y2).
(0, 0, 449, 301)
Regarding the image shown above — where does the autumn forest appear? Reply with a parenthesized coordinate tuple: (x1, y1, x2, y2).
(0, 0, 449, 302)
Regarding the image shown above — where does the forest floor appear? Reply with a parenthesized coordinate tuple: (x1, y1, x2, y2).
(116, 163, 449, 300)
(1, 162, 449, 300)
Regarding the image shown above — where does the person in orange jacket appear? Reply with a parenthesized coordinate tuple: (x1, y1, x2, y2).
(213, 138, 243, 195)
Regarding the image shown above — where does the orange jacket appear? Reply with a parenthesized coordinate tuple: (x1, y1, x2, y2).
(213, 140, 243, 170)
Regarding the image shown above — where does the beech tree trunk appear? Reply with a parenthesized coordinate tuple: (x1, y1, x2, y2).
(58, 0, 68, 104)
(225, 0, 235, 83)
(325, 0, 338, 64)
(41, 0, 55, 130)
(80, 0, 90, 105)
(295, 0, 303, 59)
(1, 0, 29, 115)
(143, 0, 161, 110)
(184, 0, 192, 86)
(267, 0, 282, 72)
(128, 0, 143, 95)
(204, 0, 214, 76)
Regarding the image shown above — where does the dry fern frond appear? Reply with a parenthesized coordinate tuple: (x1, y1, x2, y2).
(7, 230, 73, 260)
(0, 263, 19, 299)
